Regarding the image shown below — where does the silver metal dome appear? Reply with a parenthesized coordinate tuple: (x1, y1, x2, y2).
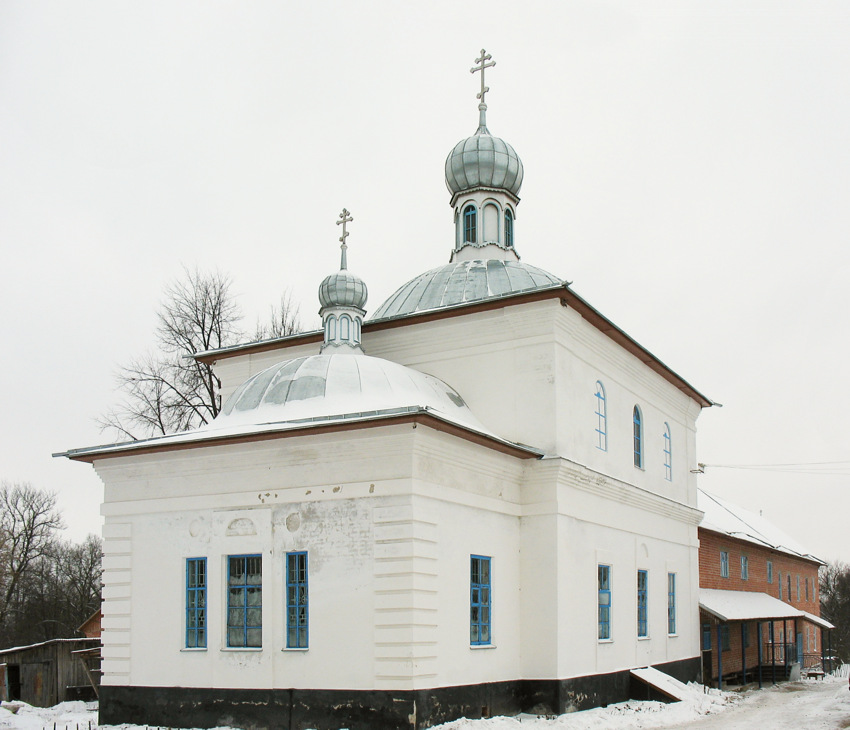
(445, 131, 524, 198)
(371, 259, 563, 320)
(216, 353, 489, 435)
(318, 270, 368, 310)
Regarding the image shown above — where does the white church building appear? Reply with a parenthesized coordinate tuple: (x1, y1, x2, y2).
(62, 52, 714, 729)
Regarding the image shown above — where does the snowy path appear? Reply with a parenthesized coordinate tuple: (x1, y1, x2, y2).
(672, 679, 850, 729)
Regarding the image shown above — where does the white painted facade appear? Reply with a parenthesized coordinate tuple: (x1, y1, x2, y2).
(90, 290, 704, 695)
(68, 62, 712, 723)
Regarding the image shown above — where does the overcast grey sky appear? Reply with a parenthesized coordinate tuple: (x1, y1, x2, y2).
(2, 1, 848, 562)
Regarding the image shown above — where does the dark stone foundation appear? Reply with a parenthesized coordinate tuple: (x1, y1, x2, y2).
(100, 655, 700, 730)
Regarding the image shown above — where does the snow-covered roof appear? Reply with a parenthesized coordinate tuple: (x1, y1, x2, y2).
(0, 637, 99, 656)
(698, 488, 824, 564)
(801, 610, 836, 630)
(700, 589, 813, 622)
(58, 353, 543, 462)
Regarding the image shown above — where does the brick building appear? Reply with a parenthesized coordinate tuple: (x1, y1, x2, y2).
(697, 489, 834, 687)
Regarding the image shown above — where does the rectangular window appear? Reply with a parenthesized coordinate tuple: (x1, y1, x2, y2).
(720, 551, 729, 578)
(186, 558, 207, 648)
(286, 552, 308, 649)
(741, 555, 749, 580)
(796, 575, 801, 602)
(702, 623, 711, 651)
(227, 554, 262, 648)
(637, 570, 648, 637)
(470, 555, 491, 645)
(598, 565, 611, 640)
(721, 624, 730, 652)
(667, 572, 676, 635)
(767, 561, 773, 584)
(806, 577, 810, 602)
(779, 572, 783, 599)
(787, 575, 792, 601)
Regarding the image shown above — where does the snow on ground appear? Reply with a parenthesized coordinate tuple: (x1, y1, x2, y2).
(1, 676, 847, 730)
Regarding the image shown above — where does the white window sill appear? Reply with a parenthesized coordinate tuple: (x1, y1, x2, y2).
(668, 634, 679, 638)
(282, 647, 309, 652)
(180, 647, 207, 652)
(220, 647, 262, 652)
(638, 636, 651, 641)
(598, 639, 613, 644)
(470, 644, 496, 650)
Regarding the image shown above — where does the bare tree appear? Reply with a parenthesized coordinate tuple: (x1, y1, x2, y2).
(254, 292, 302, 341)
(100, 269, 302, 440)
(820, 561, 850, 662)
(0, 482, 64, 632)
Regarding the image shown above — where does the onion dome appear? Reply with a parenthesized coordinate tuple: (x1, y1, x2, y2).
(445, 125, 524, 198)
(371, 259, 563, 320)
(216, 353, 491, 436)
(318, 270, 367, 310)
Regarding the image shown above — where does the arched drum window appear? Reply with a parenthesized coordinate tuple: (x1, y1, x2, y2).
(633, 405, 644, 468)
(505, 209, 514, 247)
(463, 205, 477, 244)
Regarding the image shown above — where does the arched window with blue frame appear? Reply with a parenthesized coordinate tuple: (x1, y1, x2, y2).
(339, 314, 351, 341)
(505, 208, 514, 248)
(633, 405, 644, 468)
(326, 315, 337, 343)
(463, 204, 477, 244)
(594, 380, 607, 451)
(663, 423, 672, 481)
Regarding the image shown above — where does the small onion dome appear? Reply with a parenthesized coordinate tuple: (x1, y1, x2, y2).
(445, 131, 524, 198)
(371, 259, 562, 320)
(318, 270, 368, 311)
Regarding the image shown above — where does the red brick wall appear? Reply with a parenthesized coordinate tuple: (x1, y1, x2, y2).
(698, 528, 825, 681)
(698, 528, 821, 610)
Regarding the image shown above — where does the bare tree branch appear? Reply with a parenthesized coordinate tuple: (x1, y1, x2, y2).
(100, 269, 302, 440)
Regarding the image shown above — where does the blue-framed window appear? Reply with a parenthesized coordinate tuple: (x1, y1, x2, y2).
(504, 209, 513, 247)
(663, 423, 672, 481)
(741, 555, 749, 580)
(598, 565, 611, 640)
(594, 381, 607, 451)
(470, 555, 491, 645)
(339, 314, 351, 341)
(667, 572, 676, 635)
(186, 558, 206, 648)
(720, 551, 729, 578)
(326, 315, 337, 342)
(463, 205, 477, 244)
(796, 575, 801, 601)
(787, 574, 792, 601)
(778, 572, 783, 599)
(806, 577, 810, 601)
(767, 560, 773, 584)
(721, 624, 730, 651)
(227, 554, 262, 648)
(633, 406, 643, 468)
(637, 570, 648, 637)
(286, 551, 308, 648)
(702, 623, 711, 650)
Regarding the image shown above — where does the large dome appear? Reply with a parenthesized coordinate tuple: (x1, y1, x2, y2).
(445, 131, 523, 198)
(215, 353, 490, 435)
(371, 259, 563, 320)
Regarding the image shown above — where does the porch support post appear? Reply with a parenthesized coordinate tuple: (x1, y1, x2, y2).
(784, 619, 789, 679)
(741, 622, 747, 685)
(717, 623, 723, 690)
(757, 620, 763, 689)
(770, 619, 776, 685)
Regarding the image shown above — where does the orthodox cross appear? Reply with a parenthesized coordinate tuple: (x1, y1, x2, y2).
(470, 49, 495, 106)
(336, 208, 353, 270)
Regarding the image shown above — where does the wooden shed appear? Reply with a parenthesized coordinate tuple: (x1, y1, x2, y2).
(0, 637, 100, 706)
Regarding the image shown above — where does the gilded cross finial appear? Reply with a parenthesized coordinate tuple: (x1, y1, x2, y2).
(470, 49, 495, 107)
(336, 208, 353, 270)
